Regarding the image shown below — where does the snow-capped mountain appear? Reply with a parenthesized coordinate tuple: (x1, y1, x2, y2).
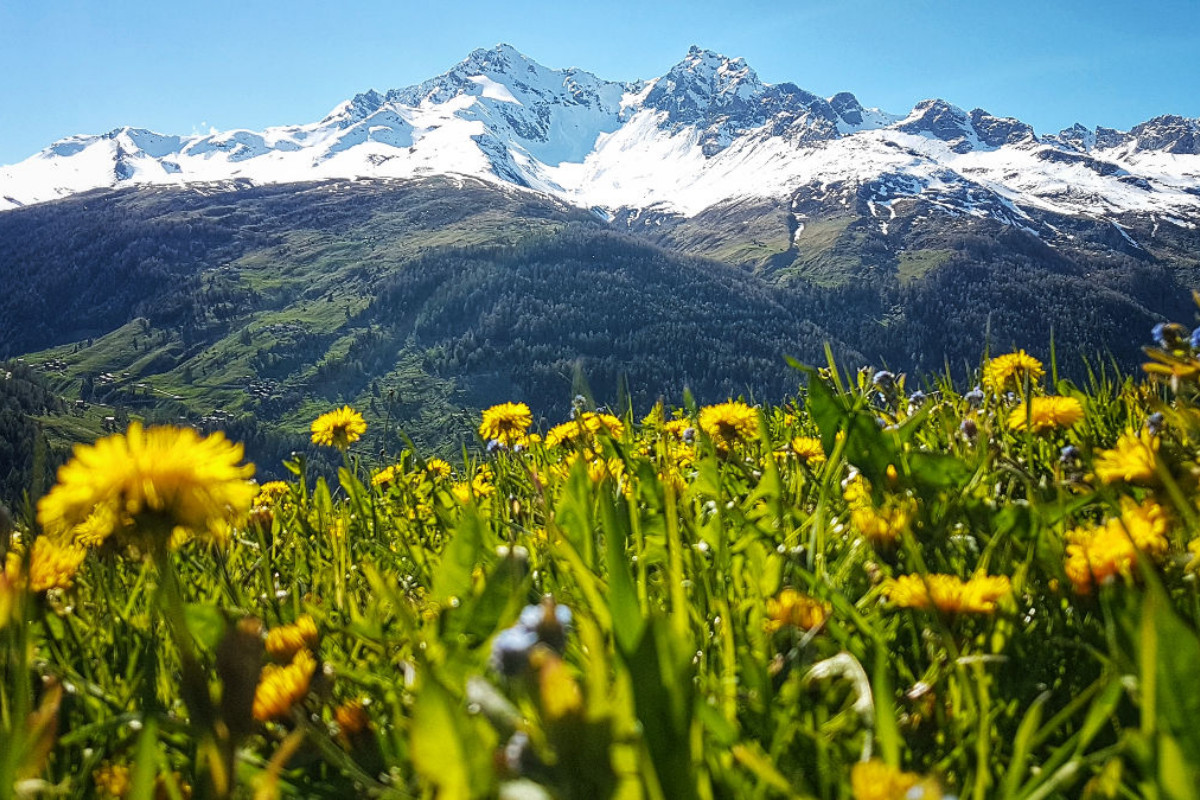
(3, 43, 1199, 233)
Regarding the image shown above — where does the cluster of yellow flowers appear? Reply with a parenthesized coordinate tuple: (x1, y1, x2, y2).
(765, 588, 830, 632)
(1064, 498, 1171, 594)
(254, 615, 321, 722)
(843, 474, 915, 546)
(884, 573, 1013, 615)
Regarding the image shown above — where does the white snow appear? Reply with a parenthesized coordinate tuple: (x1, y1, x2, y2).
(1, 43, 1199, 234)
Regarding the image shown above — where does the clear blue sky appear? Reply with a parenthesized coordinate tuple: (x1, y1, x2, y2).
(1, 0, 1197, 165)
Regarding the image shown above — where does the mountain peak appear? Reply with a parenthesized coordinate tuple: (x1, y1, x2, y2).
(643, 47, 764, 129)
(461, 42, 537, 74)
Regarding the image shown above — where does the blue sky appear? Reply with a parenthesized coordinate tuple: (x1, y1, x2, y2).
(1, 0, 1197, 165)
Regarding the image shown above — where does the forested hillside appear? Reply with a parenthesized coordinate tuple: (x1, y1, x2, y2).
(0, 176, 1196, 493)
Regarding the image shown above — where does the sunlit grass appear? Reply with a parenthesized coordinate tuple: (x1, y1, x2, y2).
(5, 320, 1200, 799)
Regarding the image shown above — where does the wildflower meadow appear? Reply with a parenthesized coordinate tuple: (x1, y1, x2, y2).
(5, 319, 1200, 799)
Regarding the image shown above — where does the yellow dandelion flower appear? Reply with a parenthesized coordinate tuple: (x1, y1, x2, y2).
(698, 401, 758, 448)
(544, 420, 581, 448)
(766, 588, 830, 632)
(253, 649, 317, 722)
(885, 573, 1011, 615)
(1065, 500, 1171, 594)
(1064, 524, 1137, 595)
(582, 411, 625, 439)
(1116, 497, 1171, 557)
(253, 481, 290, 507)
(335, 699, 372, 746)
(335, 699, 370, 735)
(1007, 396, 1085, 432)
(452, 466, 495, 503)
(479, 402, 532, 446)
(473, 466, 495, 495)
(664, 419, 691, 438)
(69, 506, 121, 548)
(424, 458, 453, 479)
(788, 436, 826, 465)
(310, 406, 367, 450)
(844, 476, 914, 546)
(94, 763, 132, 799)
(371, 465, 399, 488)
(265, 615, 319, 662)
(850, 759, 921, 800)
(0, 572, 14, 631)
(11, 538, 87, 593)
(1094, 430, 1159, 485)
(37, 422, 255, 550)
(983, 350, 1044, 393)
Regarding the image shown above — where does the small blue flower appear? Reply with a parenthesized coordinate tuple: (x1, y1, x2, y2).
(1060, 445, 1081, 463)
(872, 370, 895, 387)
(1153, 322, 1169, 347)
(1191, 327, 1200, 351)
(1146, 412, 1165, 437)
(964, 386, 985, 407)
(486, 439, 505, 455)
(908, 390, 927, 407)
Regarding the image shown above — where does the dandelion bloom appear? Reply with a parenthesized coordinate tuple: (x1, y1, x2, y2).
(93, 764, 132, 799)
(335, 700, 371, 745)
(253, 649, 317, 721)
(1007, 396, 1084, 433)
(582, 412, 625, 439)
(1115, 497, 1171, 557)
(544, 420, 582, 449)
(1093, 430, 1158, 484)
(69, 507, 120, 548)
(789, 436, 826, 465)
(479, 402, 532, 446)
(698, 401, 758, 448)
(370, 465, 399, 488)
(310, 406, 367, 450)
(5, 538, 87, 594)
(1064, 500, 1171, 593)
(265, 615, 320, 662)
(424, 458, 453, 479)
(982, 350, 1044, 393)
(253, 481, 291, 507)
(850, 760, 920, 800)
(0, 572, 14, 630)
(885, 573, 1012, 615)
(844, 476, 914, 546)
(766, 588, 830, 632)
(545, 412, 625, 448)
(1065, 525, 1136, 594)
(663, 419, 691, 438)
(37, 422, 255, 549)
